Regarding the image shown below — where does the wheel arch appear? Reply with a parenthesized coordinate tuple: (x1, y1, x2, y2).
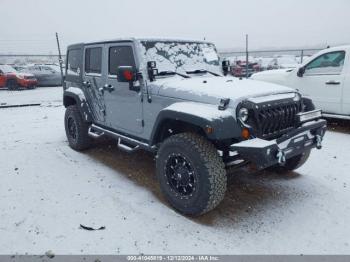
(63, 88, 93, 123)
(149, 104, 241, 147)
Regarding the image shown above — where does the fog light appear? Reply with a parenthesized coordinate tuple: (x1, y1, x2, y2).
(241, 128, 250, 140)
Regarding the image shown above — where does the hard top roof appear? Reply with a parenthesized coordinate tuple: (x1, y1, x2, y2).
(67, 37, 215, 49)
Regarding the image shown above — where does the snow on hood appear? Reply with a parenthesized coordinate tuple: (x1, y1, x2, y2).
(250, 68, 296, 86)
(252, 68, 294, 77)
(155, 76, 295, 106)
(18, 72, 35, 77)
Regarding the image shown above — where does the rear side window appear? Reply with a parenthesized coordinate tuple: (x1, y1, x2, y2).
(85, 47, 102, 74)
(109, 46, 136, 75)
(67, 49, 81, 76)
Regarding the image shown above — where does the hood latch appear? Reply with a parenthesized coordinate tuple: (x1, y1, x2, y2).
(218, 98, 230, 110)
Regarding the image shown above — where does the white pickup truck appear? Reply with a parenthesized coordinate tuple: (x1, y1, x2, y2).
(252, 45, 350, 119)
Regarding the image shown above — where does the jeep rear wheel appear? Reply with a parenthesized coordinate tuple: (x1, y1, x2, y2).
(267, 149, 311, 173)
(156, 133, 227, 216)
(64, 105, 91, 151)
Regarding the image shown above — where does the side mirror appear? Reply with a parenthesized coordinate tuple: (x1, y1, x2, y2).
(222, 60, 230, 76)
(117, 66, 140, 92)
(297, 67, 305, 77)
(117, 66, 137, 82)
(147, 61, 158, 82)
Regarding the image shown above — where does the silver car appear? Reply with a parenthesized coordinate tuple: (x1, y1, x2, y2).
(21, 64, 62, 86)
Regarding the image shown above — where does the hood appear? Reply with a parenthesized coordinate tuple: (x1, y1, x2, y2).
(17, 72, 35, 78)
(155, 76, 295, 106)
(251, 68, 295, 85)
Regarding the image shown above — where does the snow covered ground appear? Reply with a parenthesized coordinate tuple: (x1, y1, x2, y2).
(0, 87, 350, 255)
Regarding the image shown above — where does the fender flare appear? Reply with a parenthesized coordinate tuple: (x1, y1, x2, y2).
(63, 87, 93, 122)
(149, 102, 242, 145)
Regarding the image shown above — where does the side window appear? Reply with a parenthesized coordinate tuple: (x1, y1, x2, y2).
(67, 49, 81, 76)
(109, 46, 136, 75)
(305, 51, 345, 75)
(85, 47, 102, 74)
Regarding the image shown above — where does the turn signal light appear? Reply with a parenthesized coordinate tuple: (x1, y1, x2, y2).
(205, 126, 214, 134)
(241, 128, 250, 140)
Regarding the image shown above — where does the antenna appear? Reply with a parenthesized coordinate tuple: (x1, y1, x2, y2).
(55, 32, 64, 87)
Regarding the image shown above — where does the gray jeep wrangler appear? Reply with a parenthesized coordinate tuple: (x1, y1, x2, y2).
(63, 38, 326, 215)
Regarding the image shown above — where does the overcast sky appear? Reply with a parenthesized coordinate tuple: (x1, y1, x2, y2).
(1, 0, 350, 54)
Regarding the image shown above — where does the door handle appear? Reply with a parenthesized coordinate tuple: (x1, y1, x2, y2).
(103, 84, 115, 92)
(325, 80, 341, 85)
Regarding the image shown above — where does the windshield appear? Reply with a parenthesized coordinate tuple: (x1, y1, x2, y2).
(0, 65, 17, 73)
(139, 41, 221, 75)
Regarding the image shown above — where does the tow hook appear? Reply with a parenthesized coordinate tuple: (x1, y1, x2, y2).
(277, 150, 286, 165)
(316, 135, 323, 149)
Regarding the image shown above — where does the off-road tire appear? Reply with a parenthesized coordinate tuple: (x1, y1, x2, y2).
(7, 79, 18, 90)
(267, 149, 311, 173)
(64, 105, 91, 151)
(156, 132, 227, 216)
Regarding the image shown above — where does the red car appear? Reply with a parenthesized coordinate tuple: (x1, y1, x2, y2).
(231, 61, 261, 77)
(0, 64, 37, 90)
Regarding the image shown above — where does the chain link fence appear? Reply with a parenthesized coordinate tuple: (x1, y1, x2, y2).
(219, 48, 323, 64)
(0, 47, 325, 71)
(0, 54, 65, 65)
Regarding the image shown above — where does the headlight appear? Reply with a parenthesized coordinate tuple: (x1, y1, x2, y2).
(17, 74, 24, 79)
(238, 108, 249, 122)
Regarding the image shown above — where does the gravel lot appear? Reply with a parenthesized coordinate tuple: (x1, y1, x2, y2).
(0, 87, 350, 255)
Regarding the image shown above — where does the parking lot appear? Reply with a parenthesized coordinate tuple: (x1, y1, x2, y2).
(0, 87, 350, 255)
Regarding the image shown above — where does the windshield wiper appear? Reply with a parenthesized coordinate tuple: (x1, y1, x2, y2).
(157, 71, 190, 78)
(186, 69, 220, 77)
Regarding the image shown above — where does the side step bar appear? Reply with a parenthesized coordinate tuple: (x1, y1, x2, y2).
(117, 138, 140, 153)
(88, 124, 155, 152)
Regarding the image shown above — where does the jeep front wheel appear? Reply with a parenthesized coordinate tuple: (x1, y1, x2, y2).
(64, 105, 91, 151)
(156, 133, 227, 216)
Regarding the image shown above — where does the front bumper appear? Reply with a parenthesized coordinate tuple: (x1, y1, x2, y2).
(230, 119, 327, 170)
(18, 79, 38, 88)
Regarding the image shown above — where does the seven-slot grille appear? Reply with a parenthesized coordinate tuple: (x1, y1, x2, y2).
(255, 101, 301, 139)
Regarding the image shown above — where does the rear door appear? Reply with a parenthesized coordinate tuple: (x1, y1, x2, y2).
(103, 42, 143, 134)
(82, 45, 106, 125)
(291, 50, 345, 114)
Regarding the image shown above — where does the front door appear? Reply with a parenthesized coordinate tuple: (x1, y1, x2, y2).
(103, 43, 143, 134)
(290, 50, 346, 114)
(82, 45, 106, 125)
